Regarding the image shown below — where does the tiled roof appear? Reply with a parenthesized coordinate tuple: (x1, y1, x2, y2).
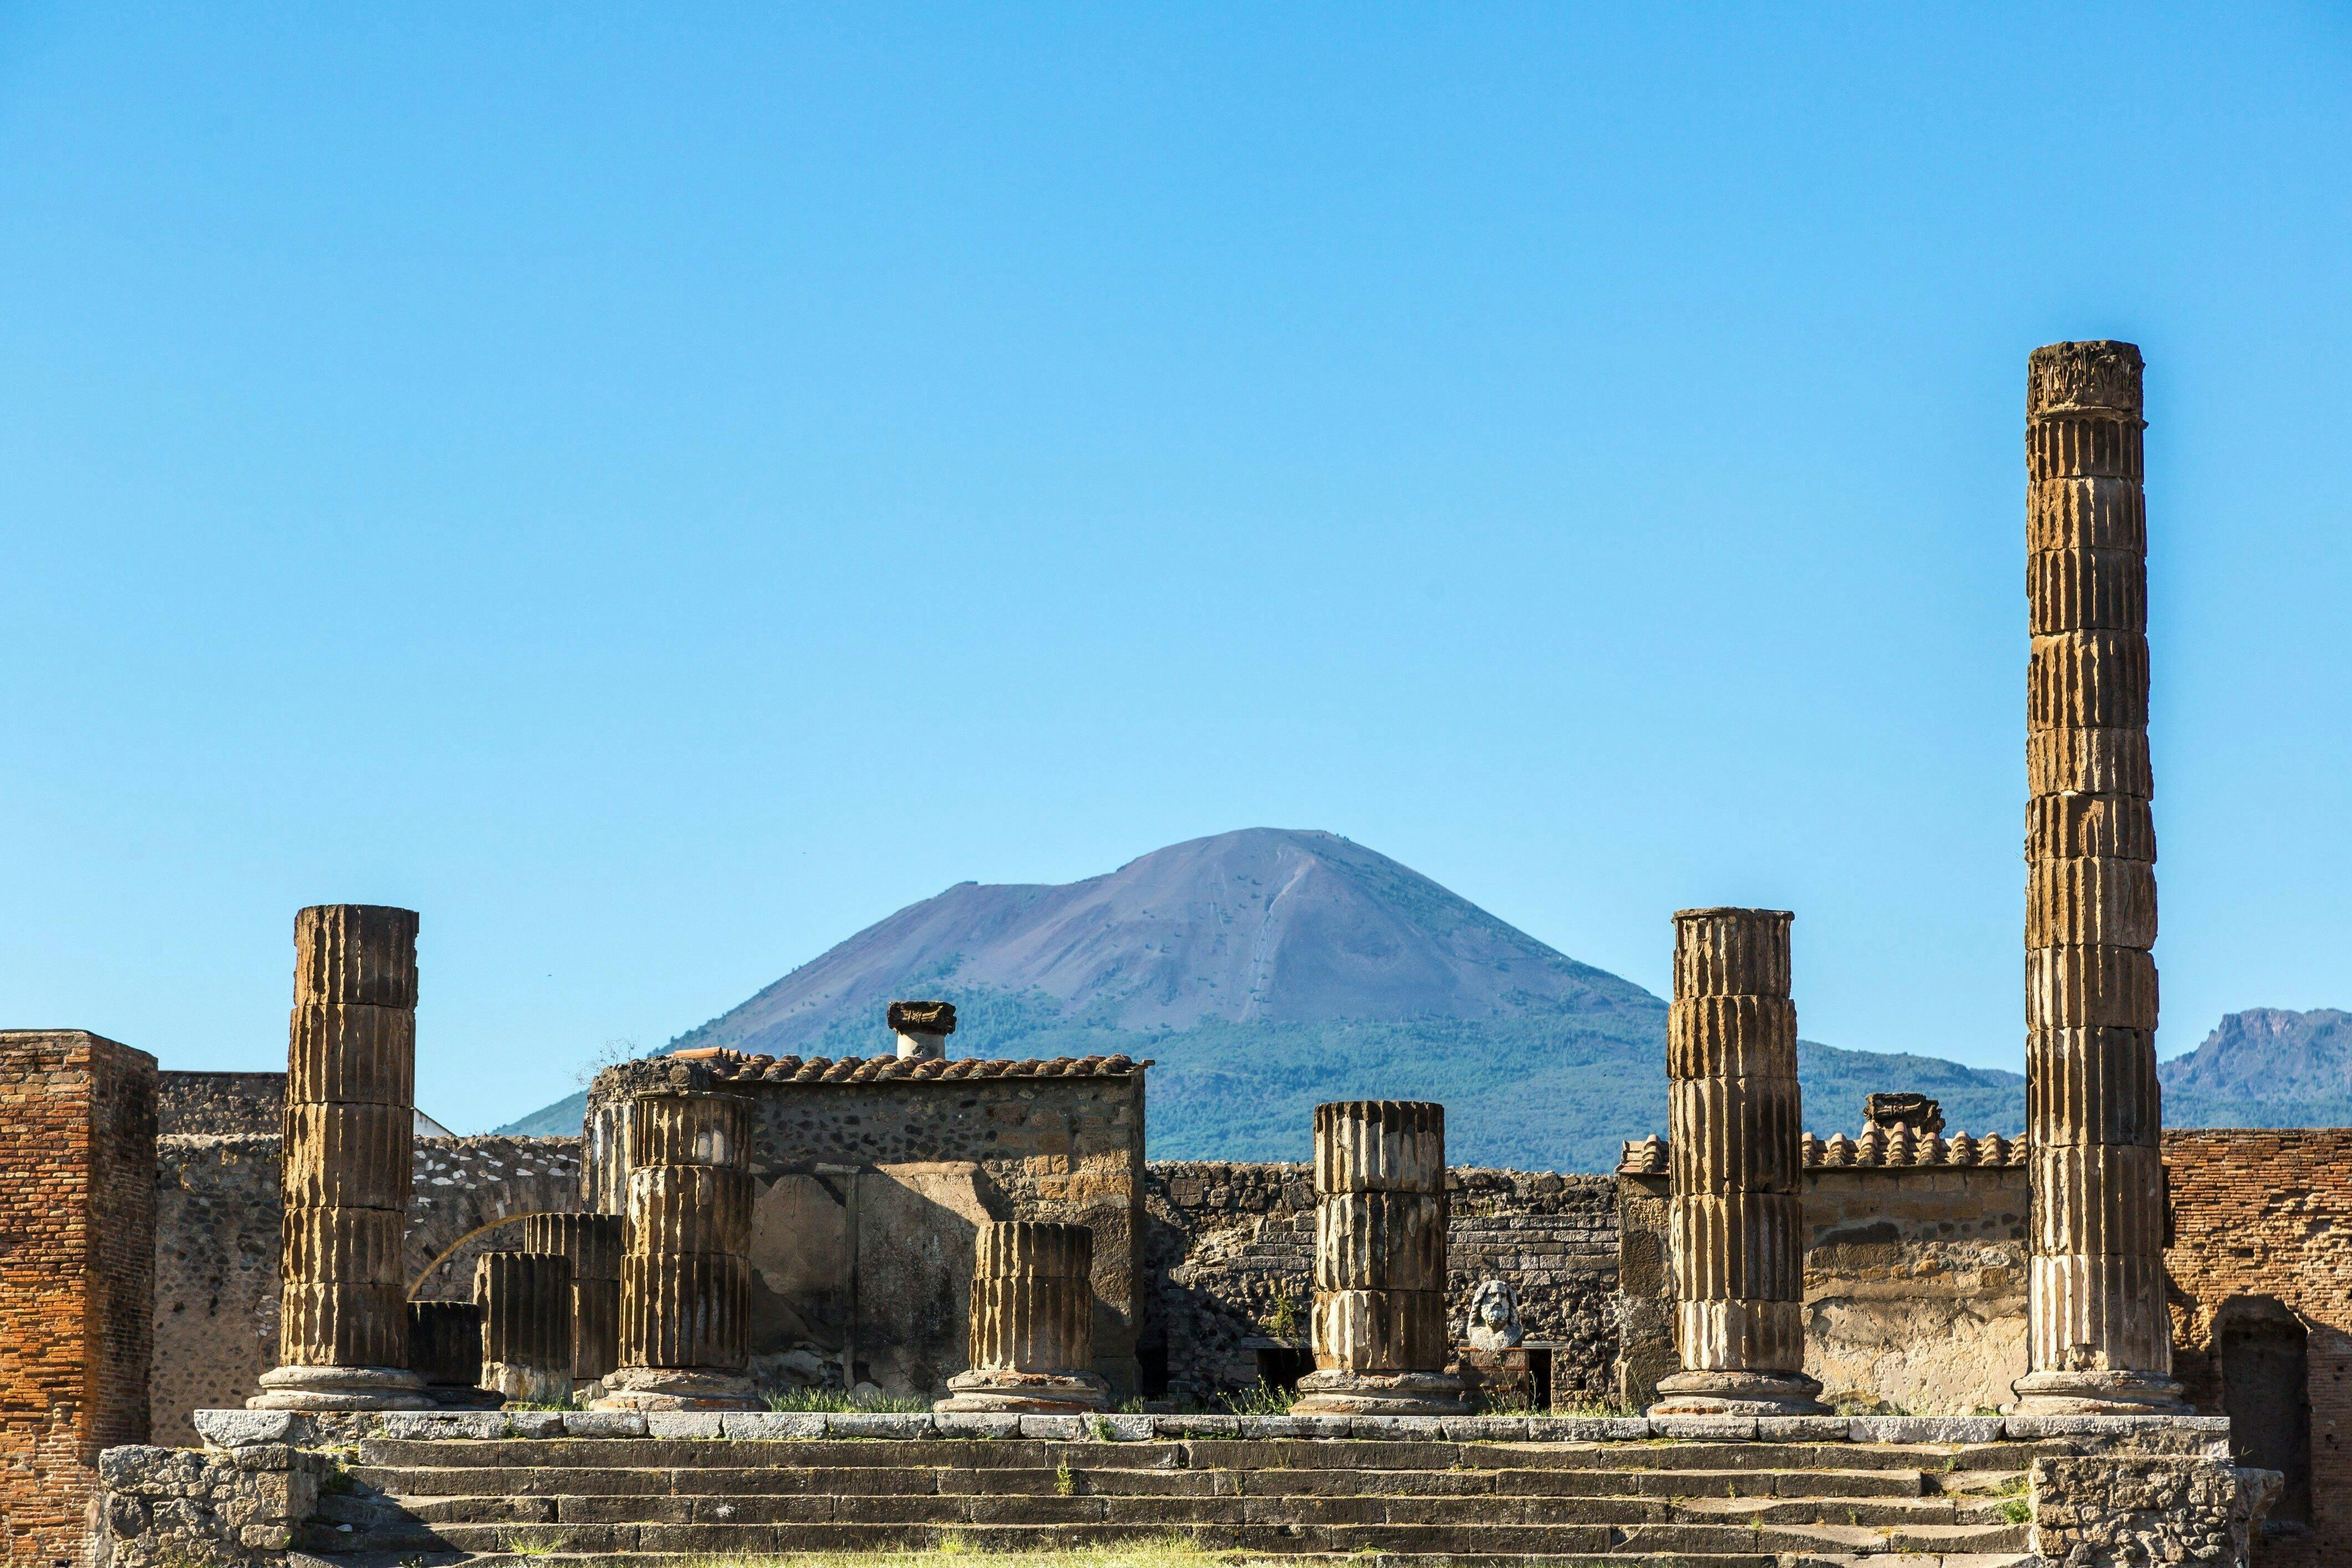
(667, 1047, 1150, 1085)
(1615, 1127, 2025, 1175)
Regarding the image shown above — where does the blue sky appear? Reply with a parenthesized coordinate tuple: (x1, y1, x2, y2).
(3, 6, 2347, 1132)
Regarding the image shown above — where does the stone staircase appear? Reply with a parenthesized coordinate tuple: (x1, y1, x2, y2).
(308, 1434, 2043, 1565)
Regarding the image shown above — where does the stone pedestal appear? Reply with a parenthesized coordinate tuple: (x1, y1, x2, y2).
(408, 1301, 499, 1408)
(1651, 907, 1824, 1417)
(477, 1253, 576, 1406)
(523, 1212, 624, 1387)
(1293, 1101, 1465, 1416)
(251, 905, 430, 1411)
(936, 1221, 1109, 1412)
(594, 1089, 758, 1411)
(2014, 341, 2183, 1415)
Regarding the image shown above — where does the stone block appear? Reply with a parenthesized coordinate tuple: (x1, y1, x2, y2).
(1152, 1414, 1242, 1437)
(934, 1412, 1024, 1438)
(1346, 1414, 1447, 1439)
(1314, 1101, 1446, 1194)
(192, 1409, 312, 1448)
(2028, 630, 2150, 731)
(828, 1412, 935, 1438)
(1314, 1190, 1447, 1292)
(563, 1410, 648, 1437)
(1672, 908, 1792, 999)
(294, 904, 419, 1009)
(1019, 1415, 1088, 1440)
(2026, 792, 2156, 863)
(2027, 409, 2144, 482)
(2029, 547, 2147, 635)
(2025, 856, 2158, 951)
(1439, 1416, 1531, 1442)
(374, 1410, 508, 1441)
(644, 1411, 727, 1438)
(1754, 1415, 1851, 1442)
(1849, 1414, 2003, 1444)
(625, 1163, 755, 1253)
(285, 1002, 415, 1107)
(1096, 1413, 1157, 1441)
(1529, 1416, 1651, 1441)
(1651, 1413, 1759, 1440)
(2029, 477, 2145, 553)
(1667, 995, 1799, 1077)
(2027, 725, 2153, 798)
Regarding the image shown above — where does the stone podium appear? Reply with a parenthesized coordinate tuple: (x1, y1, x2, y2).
(250, 905, 430, 1410)
(935, 1221, 1109, 1412)
(1292, 1100, 1465, 1416)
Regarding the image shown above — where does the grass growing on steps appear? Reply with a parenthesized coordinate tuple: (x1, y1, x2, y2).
(761, 1388, 934, 1413)
(661, 1542, 1261, 1568)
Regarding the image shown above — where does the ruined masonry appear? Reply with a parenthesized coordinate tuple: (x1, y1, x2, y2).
(474, 1251, 573, 1405)
(595, 1075, 760, 1410)
(935, 1221, 1110, 1412)
(522, 1210, 624, 1386)
(249, 905, 430, 1411)
(1292, 1100, 1466, 1414)
(1651, 907, 1824, 1415)
(2016, 340, 2183, 1414)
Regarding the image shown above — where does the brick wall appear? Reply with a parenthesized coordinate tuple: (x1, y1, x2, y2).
(1143, 1161, 1620, 1407)
(0, 1030, 157, 1568)
(2162, 1127, 2352, 1568)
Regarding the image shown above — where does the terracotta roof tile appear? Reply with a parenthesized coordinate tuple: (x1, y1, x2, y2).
(667, 1047, 1149, 1084)
(1617, 1128, 2024, 1174)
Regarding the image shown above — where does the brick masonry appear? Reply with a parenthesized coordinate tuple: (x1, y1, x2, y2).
(1144, 1161, 1618, 1407)
(1, 1030, 157, 1568)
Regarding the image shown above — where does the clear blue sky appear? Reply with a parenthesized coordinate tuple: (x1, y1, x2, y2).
(4, 6, 2348, 1133)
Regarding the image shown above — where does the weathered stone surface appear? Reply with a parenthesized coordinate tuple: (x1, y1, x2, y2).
(2027, 945, 2160, 1032)
(625, 1162, 754, 1254)
(1314, 1191, 1447, 1292)
(2026, 725, 2155, 797)
(624, 1090, 752, 1169)
(89, 1442, 333, 1568)
(279, 1205, 404, 1282)
(1312, 1101, 1445, 1194)
(619, 1250, 749, 1368)
(279, 1102, 414, 1211)
(476, 1251, 574, 1403)
(2030, 477, 2146, 553)
(2026, 793, 2156, 863)
(293, 904, 419, 1010)
(284, 1002, 415, 1106)
(522, 1211, 624, 1381)
(941, 1221, 1109, 1412)
(2028, 632, 2151, 731)
(974, 1217, 1094, 1280)
(2029, 547, 2147, 634)
(1653, 908, 1820, 1416)
(190, 1408, 311, 1448)
(2025, 857, 2158, 950)
(2030, 1454, 2277, 1568)
(275, 1281, 408, 1368)
(2028, 1028, 2162, 1147)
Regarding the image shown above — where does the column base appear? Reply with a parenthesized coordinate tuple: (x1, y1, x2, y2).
(424, 1384, 506, 1409)
(2008, 1368, 2187, 1414)
(1290, 1370, 1467, 1417)
(589, 1365, 760, 1411)
(1648, 1369, 1825, 1417)
(935, 1368, 1112, 1413)
(482, 1361, 574, 1406)
(247, 1365, 434, 1411)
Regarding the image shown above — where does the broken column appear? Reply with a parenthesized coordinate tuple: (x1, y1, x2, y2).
(2014, 340, 2182, 1414)
(890, 1000, 956, 1061)
(523, 1211, 625, 1389)
(1651, 907, 1823, 1416)
(1291, 1101, 1464, 1415)
(594, 1084, 758, 1409)
(251, 905, 430, 1410)
(935, 1221, 1109, 1412)
(407, 1300, 495, 1407)
(477, 1252, 576, 1406)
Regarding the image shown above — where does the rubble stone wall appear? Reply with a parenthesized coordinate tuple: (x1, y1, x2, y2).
(1144, 1161, 1618, 1406)
(89, 1442, 330, 1568)
(156, 1071, 286, 1137)
(0, 1030, 157, 1568)
(149, 1134, 584, 1445)
(2030, 1454, 2278, 1568)
(1616, 1165, 2030, 1415)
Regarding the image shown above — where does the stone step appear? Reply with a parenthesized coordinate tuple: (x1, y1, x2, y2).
(349, 1463, 1942, 1501)
(434, 1556, 1793, 1568)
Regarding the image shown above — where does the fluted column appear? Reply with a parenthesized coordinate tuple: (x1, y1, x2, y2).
(1651, 907, 1822, 1416)
(251, 905, 430, 1409)
(2013, 340, 2182, 1413)
(524, 1212, 624, 1387)
(935, 1222, 1109, 1412)
(1291, 1101, 1464, 1416)
(889, 999, 956, 1062)
(477, 1252, 576, 1405)
(593, 1088, 758, 1409)
(407, 1301, 496, 1407)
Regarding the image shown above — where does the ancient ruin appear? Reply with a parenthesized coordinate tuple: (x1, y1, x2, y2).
(474, 1251, 573, 1404)
(1651, 907, 1823, 1415)
(250, 905, 431, 1411)
(935, 1220, 1110, 1411)
(2017, 339, 2182, 1414)
(889, 997, 956, 1060)
(597, 1075, 760, 1410)
(522, 1210, 623, 1388)
(1292, 1100, 1465, 1415)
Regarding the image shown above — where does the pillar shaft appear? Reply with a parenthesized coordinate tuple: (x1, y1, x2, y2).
(1291, 1101, 1464, 1415)
(407, 1301, 483, 1393)
(1651, 908, 1822, 1416)
(477, 1252, 575, 1404)
(251, 905, 429, 1409)
(523, 1212, 624, 1383)
(594, 1089, 758, 1410)
(2015, 341, 2181, 1413)
(936, 1223, 1109, 1411)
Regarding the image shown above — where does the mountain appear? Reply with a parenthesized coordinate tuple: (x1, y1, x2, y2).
(2160, 1008, 2352, 1129)
(500, 828, 2028, 1168)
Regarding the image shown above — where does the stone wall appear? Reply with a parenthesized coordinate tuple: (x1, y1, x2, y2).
(149, 1134, 584, 1445)
(1143, 1160, 1620, 1407)
(89, 1442, 330, 1568)
(156, 1072, 285, 1137)
(2162, 1128, 2352, 1568)
(2031, 1453, 2279, 1568)
(1616, 1163, 2030, 1414)
(584, 1053, 1148, 1401)
(1, 1030, 158, 1568)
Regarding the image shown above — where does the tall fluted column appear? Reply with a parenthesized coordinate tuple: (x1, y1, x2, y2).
(1292, 1101, 1464, 1416)
(934, 1222, 1109, 1412)
(1651, 908, 1822, 1416)
(477, 1252, 576, 1405)
(593, 1089, 758, 1410)
(251, 905, 430, 1409)
(2013, 340, 2182, 1413)
(525, 1212, 624, 1388)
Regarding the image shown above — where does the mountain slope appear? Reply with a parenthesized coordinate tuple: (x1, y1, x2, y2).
(2161, 1008, 2352, 1128)
(501, 828, 2032, 1168)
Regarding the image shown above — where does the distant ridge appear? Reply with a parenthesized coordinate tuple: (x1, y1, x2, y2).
(501, 828, 2033, 1168)
(2160, 1007, 2352, 1129)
